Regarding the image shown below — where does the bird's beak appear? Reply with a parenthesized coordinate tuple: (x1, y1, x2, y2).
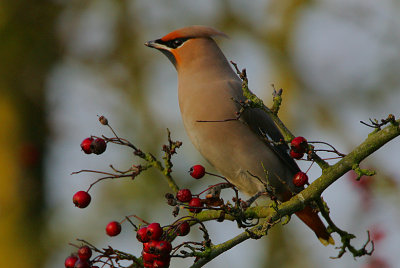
(144, 40, 154, 47)
(144, 40, 163, 49)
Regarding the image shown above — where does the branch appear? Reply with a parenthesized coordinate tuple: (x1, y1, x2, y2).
(189, 229, 251, 268)
(308, 118, 399, 197)
(188, 119, 400, 223)
(180, 119, 399, 266)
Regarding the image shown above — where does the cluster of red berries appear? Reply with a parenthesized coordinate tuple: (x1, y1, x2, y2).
(80, 137, 107, 155)
(170, 164, 208, 213)
(73, 136, 107, 208)
(136, 222, 181, 268)
(176, 188, 204, 213)
(289, 136, 308, 159)
(65, 246, 97, 268)
(289, 137, 310, 187)
(64, 222, 121, 267)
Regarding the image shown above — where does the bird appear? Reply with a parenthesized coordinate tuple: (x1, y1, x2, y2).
(145, 25, 334, 246)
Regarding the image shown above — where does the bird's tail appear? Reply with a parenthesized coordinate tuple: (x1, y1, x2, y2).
(295, 205, 335, 246)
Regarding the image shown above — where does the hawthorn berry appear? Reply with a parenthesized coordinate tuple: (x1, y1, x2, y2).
(91, 138, 107, 155)
(106, 221, 121, 236)
(155, 240, 172, 255)
(77, 245, 92, 261)
(64, 255, 78, 268)
(143, 242, 151, 253)
(74, 259, 90, 268)
(189, 165, 205, 179)
(188, 197, 203, 213)
(137, 226, 149, 243)
(145, 240, 159, 254)
(147, 222, 163, 241)
(290, 150, 304, 160)
(290, 136, 308, 154)
(72, 191, 91, 208)
(370, 225, 386, 244)
(153, 256, 171, 268)
(143, 261, 153, 268)
(293, 172, 309, 187)
(176, 221, 190, 236)
(176, 189, 192, 202)
(80, 137, 94, 154)
(142, 251, 158, 263)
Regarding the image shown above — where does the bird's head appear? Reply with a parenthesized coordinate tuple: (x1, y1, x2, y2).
(145, 26, 228, 70)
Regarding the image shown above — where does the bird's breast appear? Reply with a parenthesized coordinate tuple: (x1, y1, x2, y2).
(177, 79, 296, 198)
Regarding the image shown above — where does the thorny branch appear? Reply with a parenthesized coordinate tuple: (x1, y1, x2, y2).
(72, 128, 180, 193)
(70, 67, 400, 267)
(230, 61, 295, 142)
(315, 199, 374, 259)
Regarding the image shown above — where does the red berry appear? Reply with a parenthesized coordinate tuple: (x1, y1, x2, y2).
(65, 255, 78, 268)
(72, 191, 91, 208)
(153, 255, 171, 268)
(143, 261, 153, 268)
(74, 259, 90, 268)
(77, 245, 92, 261)
(293, 172, 309, 187)
(143, 242, 149, 252)
(176, 189, 192, 202)
(91, 138, 107, 155)
(155, 240, 172, 255)
(142, 251, 158, 263)
(370, 225, 386, 244)
(80, 137, 94, 154)
(106, 221, 121, 236)
(290, 136, 308, 154)
(188, 197, 203, 213)
(144, 240, 158, 254)
(137, 226, 149, 243)
(290, 150, 304, 159)
(147, 222, 163, 241)
(176, 221, 190, 236)
(189, 165, 205, 179)
(143, 242, 151, 253)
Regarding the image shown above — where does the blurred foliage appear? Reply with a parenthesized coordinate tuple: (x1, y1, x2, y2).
(0, 1, 60, 267)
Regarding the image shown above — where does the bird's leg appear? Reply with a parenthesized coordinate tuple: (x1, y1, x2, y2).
(245, 170, 279, 203)
(241, 191, 264, 209)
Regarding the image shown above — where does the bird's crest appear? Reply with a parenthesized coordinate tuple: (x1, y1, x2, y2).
(161, 25, 228, 42)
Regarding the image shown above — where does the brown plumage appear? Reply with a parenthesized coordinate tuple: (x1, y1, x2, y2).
(146, 25, 334, 245)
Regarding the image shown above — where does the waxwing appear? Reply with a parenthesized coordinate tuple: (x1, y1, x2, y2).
(145, 25, 334, 246)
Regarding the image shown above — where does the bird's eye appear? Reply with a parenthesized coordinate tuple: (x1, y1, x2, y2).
(166, 38, 187, 49)
(173, 39, 183, 47)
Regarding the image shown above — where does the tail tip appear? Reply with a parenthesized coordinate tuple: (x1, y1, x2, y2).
(319, 236, 335, 246)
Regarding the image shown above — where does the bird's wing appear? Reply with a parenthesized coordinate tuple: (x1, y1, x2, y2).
(228, 80, 300, 175)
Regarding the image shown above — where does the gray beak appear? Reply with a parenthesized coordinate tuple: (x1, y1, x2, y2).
(144, 40, 162, 49)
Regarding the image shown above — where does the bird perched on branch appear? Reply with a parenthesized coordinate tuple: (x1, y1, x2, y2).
(145, 25, 334, 245)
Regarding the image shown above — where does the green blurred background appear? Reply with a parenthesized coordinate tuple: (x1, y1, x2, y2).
(1, 0, 399, 267)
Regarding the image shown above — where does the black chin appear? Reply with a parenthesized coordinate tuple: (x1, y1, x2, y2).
(158, 49, 177, 69)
